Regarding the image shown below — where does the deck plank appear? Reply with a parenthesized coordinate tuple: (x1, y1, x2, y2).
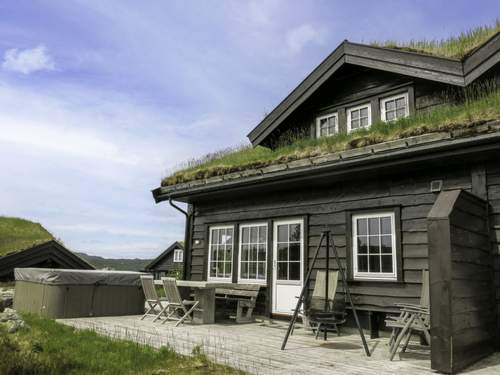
(58, 316, 500, 375)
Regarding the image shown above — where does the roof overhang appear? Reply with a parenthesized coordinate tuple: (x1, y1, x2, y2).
(153, 123, 500, 204)
(248, 33, 500, 146)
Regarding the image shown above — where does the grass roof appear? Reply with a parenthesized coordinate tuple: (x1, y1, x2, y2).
(0, 217, 54, 257)
(370, 20, 500, 59)
(162, 78, 500, 188)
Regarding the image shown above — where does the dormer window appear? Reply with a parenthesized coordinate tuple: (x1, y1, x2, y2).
(173, 249, 183, 262)
(347, 103, 371, 132)
(316, 112, 338, 138)
(381, 93, 409, 122)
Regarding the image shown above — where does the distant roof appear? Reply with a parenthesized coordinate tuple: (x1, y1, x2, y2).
(0, 217, 54, 257)
(144, 241, 184, 270)
(248, 31, 500, 146)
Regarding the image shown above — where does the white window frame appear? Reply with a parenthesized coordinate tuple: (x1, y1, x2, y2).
(316, 112, 338, 138)
(238, 223, 268, 285)
(173, 249, 183, 263)
(207, 225, 234, 281)
(352, 212, 397, 281)
(347, 103, 372, 132)
(380, 92, 409, 122)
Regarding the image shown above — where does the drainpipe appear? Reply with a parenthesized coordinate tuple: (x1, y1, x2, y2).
(168, 196, 192, 281)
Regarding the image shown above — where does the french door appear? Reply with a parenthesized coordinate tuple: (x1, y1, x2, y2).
(272, 219, 304, 314)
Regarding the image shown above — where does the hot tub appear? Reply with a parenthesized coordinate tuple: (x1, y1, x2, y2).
(14, 268, 147, 318)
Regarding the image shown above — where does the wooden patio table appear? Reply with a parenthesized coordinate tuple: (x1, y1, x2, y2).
(153, 280, 236, 324)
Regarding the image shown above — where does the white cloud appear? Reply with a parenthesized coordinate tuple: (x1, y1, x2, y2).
(286, 24, 325, 55)
(0, 117, 139, 165)
(2, 45, 55, 74)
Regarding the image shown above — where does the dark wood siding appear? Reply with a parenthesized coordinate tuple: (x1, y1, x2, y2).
(486, 161, 500, 345)
(188, 164, 473, 314)
(428, 190, 495, 373)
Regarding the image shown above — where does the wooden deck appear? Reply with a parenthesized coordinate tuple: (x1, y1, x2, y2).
(59, 316, 500, 375)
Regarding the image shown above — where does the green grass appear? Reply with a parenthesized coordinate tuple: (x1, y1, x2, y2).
(162, 80, 500, 187)
(370, 20, 500, 59)
(0, 314, 243, 375)
(0, 217, 53, 257)
(0, 281, 15, 289)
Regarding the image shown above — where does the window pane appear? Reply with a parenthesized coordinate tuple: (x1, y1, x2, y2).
(226, 229, 233, 243)
(368, 236, 380, 254)
(381, 255, 393, 273)
(249, 262, 256, 279)
(249, 244, 257, 262)
(257, 262, 266, 280)
(225, 261, 232, 277)
(369, 255, 381, 272)
(278, 225, 287, 243)
(258, 244, 266, 261)
(250, 227, 258, 243)
(241, 244, 249, 261)
(386, 100, 395, 111)
(351, 110, 359, 120)
(278, 244, 288, 261)
(211, 229, 219, 244)
(210, 262, 217, 277)
(225, 247, 233, 261)
(277, 262, 288, 280)
(358, 255, 368, 272)
(386, 111, 396, 121)
(381, 216, 392, 234)
(396, 108, 406, 118)
(289, 243, 300, 261)
(360, 117, 369, 127)
(289, 224, 301, 241)
(289, 262, 300, 280)
(259, 227, 267, 243)
(241, 262, 248, 279)
(217, 262, 224, 275)
(360, 107, 368, 117)
(351, 119, 359, 129)
(357, 236, 368, 254)
(381, 235, 392, 254)
(320, 127, 328, 137)
(369, 218, 380, 235)
(357, 218, 367, 235)
(242, 227, 250, 244)
(396, 97, 406, 108)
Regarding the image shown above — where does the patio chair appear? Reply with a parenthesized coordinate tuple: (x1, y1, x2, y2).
(140, 275, 169, 322)
(385, 270, 430, 359)
(300, 270, 347, 338)
(161, 277, 200, 327)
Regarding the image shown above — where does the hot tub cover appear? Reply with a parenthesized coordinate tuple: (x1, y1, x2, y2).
(14, 268, 148, 286)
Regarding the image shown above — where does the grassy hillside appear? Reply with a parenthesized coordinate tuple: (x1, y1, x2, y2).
(0, 217, 53, 257)
(75, 252, 152, 271)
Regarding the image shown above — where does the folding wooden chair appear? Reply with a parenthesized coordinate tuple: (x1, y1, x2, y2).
(299, 270, 347, 338)
(140, 275, 169, 322)
(385, 270, 430, 359)
(161, 277, 200, 327)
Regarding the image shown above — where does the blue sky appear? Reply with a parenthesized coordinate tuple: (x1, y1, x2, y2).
(0, 1, 498, 258)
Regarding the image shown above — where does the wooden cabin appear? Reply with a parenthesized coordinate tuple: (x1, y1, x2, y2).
(144, 241, 184, 279)
(0, 240, 94, 281)
(153, 31, 500, 372)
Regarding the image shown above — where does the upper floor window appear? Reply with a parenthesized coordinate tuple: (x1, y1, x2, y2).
(208, 226, 234, 281)
(173, 249, 183, 263)
(316, 112, 338, 138)
(347, 103, 371, 132)
(352, 212, 397, 281)
(380, 93, 409, 122)
(238, 223, 268, 284)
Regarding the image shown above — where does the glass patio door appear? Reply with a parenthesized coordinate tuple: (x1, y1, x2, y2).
(272, 219, 304, 314)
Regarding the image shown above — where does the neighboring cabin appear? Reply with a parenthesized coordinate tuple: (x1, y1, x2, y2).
(153, 26, 500, 373)
(0, 217, 94, 281)
(144, 241, 184, 279)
